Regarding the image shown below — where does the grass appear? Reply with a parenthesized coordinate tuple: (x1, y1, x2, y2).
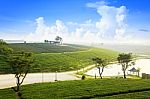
(7, 43, 89, 53)
(31, 48, 118, 72)
(0, 43, 118, 73)
(0, 79, 150, 99)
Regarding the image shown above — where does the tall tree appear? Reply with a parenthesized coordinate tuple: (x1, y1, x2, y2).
(55, 36, 63, 44)
(8, 52, 33, 99)
(117, 53, 134, 79)
(92, 57, 108, 79)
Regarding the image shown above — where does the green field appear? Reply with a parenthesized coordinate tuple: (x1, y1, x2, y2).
(0, 43, 118, 73)
(6, 43, 90, 53)
(0, 79, 150, 99)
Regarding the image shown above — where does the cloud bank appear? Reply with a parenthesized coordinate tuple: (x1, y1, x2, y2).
(25, 1, 130, 43)
(25, 17, 68, 42)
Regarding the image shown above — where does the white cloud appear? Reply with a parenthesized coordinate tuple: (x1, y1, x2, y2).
(25, 1, 131, 44)
(88, 2, 128, 41)
(25, 17, 69, 42)
(25, 17, 101, 43)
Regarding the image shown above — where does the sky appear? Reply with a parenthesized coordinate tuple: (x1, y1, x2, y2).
(0, 0, 150, 44)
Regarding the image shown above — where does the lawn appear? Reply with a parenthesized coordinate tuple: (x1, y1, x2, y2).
(0, 79, 150, 99)
(30, 48, 118, 72)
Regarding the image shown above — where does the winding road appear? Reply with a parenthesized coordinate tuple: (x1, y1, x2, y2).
(0, 65, 94, 89)
(0, 72, 79, 89)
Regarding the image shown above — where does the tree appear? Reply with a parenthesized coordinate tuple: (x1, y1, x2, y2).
(8, 52, 33, 99)
(44, 40, 49, 43)
(117, 53, 134, 79)
(137, 67, 141, 77)
(55, 36, 63, 44)
(0, 39, 7, 45)
(92, 57, 108, 79)
(0, 40, 13, 58)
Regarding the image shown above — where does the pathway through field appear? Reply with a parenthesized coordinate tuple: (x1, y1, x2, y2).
(0, 72, 78, 89)
(0, 65, 94, 89)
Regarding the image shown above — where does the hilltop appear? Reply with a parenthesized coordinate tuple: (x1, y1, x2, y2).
(6, 43, 90, 53)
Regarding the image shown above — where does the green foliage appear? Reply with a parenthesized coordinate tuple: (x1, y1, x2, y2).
(8, 52, 33, 75)
(0, 46, 13, 55)
(0, 39, 7, 45)
(92, 57, 109, 67)
(0, 41, 13, 74)
(0, 79, 150, 99)
(0, 40, 13, 55)
(117, 53, 133, 63)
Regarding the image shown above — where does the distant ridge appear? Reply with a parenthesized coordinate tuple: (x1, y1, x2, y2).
(4, 40, 25, 43)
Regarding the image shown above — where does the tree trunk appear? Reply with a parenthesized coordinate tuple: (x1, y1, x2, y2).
(98, 68, 102, 79)
(100, 75, 102, 79)
(95, 73, 97, 79)
(123, 70, 126, 79)
(16, 76, 20, 92)
(98, 67, 103, 79)
(100, 67, 104, 79)
(138, 72, 139, 77)
(12, 87, 23, 99)
(16, 91, 23, 99)
(12, 76, 23, 99)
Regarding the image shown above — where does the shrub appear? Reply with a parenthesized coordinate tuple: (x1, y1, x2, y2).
(81, 75, 86, 80)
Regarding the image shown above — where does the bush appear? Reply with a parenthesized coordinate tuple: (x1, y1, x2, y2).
(81, 75, 86, 80)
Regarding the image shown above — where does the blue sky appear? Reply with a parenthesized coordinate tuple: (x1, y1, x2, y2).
(0, 0, 150, 43)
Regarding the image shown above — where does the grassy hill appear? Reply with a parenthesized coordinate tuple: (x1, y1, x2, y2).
(32, 48, 118, 72)
(0, 79, 150, 99)
(0, 43, 118, 73)
(7, 43, 89, 53)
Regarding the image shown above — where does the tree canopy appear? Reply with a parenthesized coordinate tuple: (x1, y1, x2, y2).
(55, 36, 63, 44)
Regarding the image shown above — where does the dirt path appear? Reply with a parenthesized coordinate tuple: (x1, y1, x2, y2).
(0, 72, 79, 89)
(0, 65, 94, 89)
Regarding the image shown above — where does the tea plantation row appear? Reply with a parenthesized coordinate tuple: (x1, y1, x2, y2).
(0, 79, 150, 99)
